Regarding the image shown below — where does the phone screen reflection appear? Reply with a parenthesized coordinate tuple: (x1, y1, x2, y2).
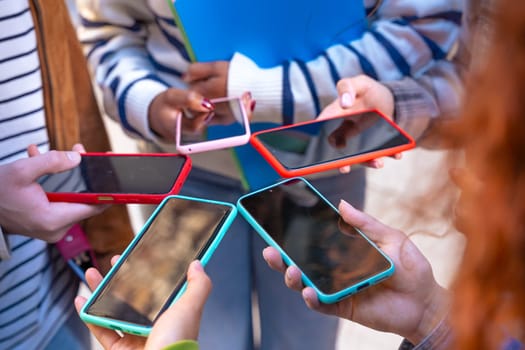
(85, 198, 231, 326)
(254, 111, 411, 170)
(39, 155, 187, 194)
(180, 97, 248, 144)
(240, 179, 392, 294)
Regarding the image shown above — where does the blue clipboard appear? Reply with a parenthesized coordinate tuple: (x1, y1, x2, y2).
(207, 122, 282, 191)
(169, 0, 366, 190)
(169, 0, 366, 68)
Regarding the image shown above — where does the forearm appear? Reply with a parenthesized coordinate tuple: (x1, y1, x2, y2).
(76, 0, 172, 142)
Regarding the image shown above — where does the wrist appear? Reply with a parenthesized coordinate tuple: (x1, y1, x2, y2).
(228, 53, 284, 123)
(407, 285, 450, 344)
(124, 78, 169, 140)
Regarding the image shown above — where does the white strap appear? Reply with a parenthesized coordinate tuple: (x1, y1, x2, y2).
(0, 226, 11, 260)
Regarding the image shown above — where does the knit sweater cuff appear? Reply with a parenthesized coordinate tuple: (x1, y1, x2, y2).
(398, 315, 453, 350)
(123, 78, 170, 143)
(382, 78, 439, 141)
(228, 52, 284, 123)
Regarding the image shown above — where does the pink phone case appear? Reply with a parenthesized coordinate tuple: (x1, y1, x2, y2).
(175, 96, 250, 154)
(45, 153, 192, 204)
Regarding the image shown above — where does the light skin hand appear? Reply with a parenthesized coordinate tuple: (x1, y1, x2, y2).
(148, 88, 214, 142)
(318, 74, 399, 173)
(0, 144, 107, 242)
(318, 75, 395, 120)
(184, 61, 229, 99)
(74, 259, 212, 350)
(262, 200, 449, 345)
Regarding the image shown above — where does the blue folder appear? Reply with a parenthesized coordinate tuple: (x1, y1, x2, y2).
(170, 0, 366, 68)
(169, 0, 366, 190)
(207, 122, 282, 190)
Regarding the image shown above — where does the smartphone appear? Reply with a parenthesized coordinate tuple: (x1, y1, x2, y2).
(40, 153, 191, 204)
(80, 195, 237, 336)
(250, 109, 416, 177)
(237, 177, 394, 304)
(175, 96, 250, 154)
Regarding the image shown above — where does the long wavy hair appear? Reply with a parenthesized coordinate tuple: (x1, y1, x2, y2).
(443, 0, 525, 347)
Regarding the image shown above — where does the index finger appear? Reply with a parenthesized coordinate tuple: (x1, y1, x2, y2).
(165, 88, 214, 113)
(16, 150, 82, 184)
(262, 246, 287, 273)
(337, 200, 402, 245)
(84, 266, 104, 292)
(185, 62, 217, 82)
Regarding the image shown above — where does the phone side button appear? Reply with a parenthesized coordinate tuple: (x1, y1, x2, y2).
(97, 196, 114, 202)
(356, 282, 369, 291)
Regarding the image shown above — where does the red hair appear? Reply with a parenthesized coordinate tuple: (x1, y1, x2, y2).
(444, 0, 525, 347)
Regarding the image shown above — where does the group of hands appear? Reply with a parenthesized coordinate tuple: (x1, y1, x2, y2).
(0, 72, 448, 349)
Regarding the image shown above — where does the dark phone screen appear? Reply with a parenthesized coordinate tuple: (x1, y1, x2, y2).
(180, 98, 247, 144)
(39, 155, 187, 194)
(254, 111, 412, 169)
(85, 197, 231, 326)
(239, 179, 392, 295)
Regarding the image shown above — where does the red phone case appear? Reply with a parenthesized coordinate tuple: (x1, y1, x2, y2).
(45, 153, 192, 204)
(250, 109, 416, 178)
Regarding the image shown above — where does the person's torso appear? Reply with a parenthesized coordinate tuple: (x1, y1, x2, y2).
(0, 2, 78, 348)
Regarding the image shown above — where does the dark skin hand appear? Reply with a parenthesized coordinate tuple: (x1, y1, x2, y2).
(178, 91, 254, 138)
(148, 89, 214, 142)
(184, 61, 229, 99)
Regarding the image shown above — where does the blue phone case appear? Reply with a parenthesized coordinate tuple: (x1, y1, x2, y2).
(237, 177, 394, 304)
(80, 195, 237, 336)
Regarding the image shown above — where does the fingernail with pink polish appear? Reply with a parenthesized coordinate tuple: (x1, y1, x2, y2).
(243, 91, 252, 100)
(202, 99, 215, 110)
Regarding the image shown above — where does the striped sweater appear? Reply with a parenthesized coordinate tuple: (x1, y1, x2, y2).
(0, 1, 78, 349)
(76, 0, 463, 177)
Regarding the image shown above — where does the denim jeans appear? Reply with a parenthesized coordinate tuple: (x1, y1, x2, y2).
(178, 167, 366, 350)
(44, 309, 91, 350)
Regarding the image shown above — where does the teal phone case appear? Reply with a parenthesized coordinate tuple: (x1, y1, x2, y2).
(237, 177, 394, 304)
(80, 195, 237, 336)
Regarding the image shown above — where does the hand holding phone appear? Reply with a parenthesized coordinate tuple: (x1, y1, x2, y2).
(75, 260, 211, 348)
(79, 195, 236, 336)
(237, 177, 394, 304)
(262, 199, 449, 342)
(148, 88, 215, 142)
(250, 109, 415, 177)
(40, 153, 191, 204)
(176, 96, 251, 154)
(0, 147, 107, 242)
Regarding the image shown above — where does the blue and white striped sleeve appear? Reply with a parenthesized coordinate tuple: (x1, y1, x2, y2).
(227, 0, 463, 125)
(76, 0, 175, 142)
(383, 60, 463, 142)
